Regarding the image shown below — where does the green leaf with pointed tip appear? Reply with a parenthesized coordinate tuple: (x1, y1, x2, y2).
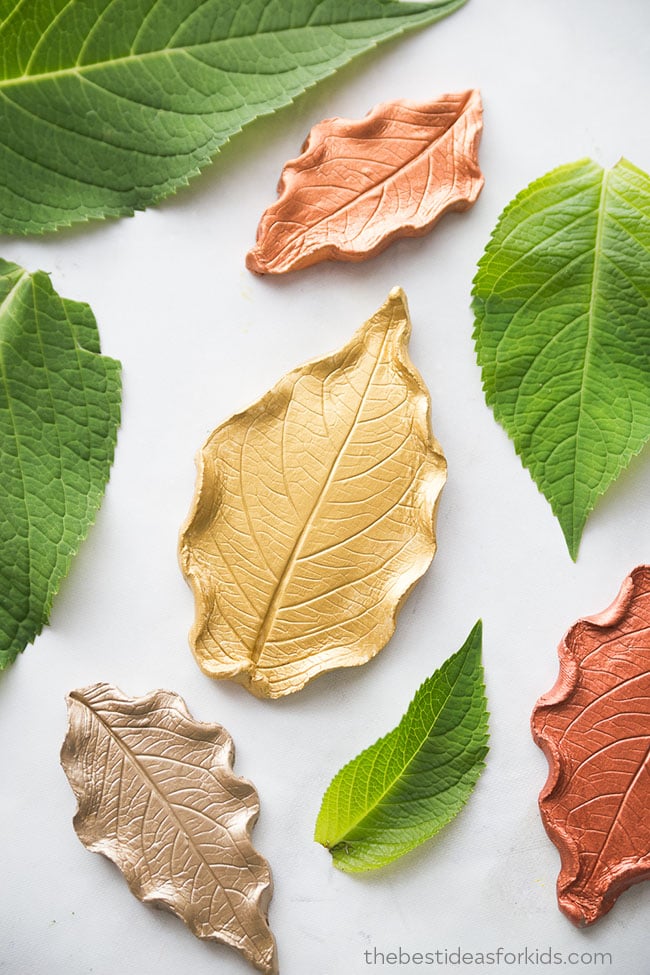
(0, 0, 468, 235)
(0, 258, 121, 668)
(314, 621, 488, 872)
(472, 158, 650, 560)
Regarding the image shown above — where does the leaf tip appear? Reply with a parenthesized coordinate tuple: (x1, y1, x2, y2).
(386, 285, 409, 317)
(245, 245, 267, 276)
(559, 512, 583, 562)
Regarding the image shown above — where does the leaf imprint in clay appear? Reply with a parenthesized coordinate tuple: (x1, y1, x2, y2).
(179, 288, 447, 699)
(247, 90, 483, 274)
(531, 566, 650, 926)
(61, 683, 277, 975)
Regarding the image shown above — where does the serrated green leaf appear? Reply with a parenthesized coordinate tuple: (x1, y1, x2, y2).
(314, 621, 488, 872)
(0, 0, 468, 235)
(0, 258, 121, 668)
(472, 158, 650, 560)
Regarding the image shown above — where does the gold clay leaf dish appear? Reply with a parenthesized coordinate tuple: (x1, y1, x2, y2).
(180, 288, 447, 699)
(246, 91, 483, 274)
(61, 684, 277, 975)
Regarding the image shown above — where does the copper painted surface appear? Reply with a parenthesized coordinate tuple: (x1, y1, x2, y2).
(246, 90, 483, 274)
(179, 288, 447, 699)
(531, 566, 650, 926)
(61, 683, 277, 974)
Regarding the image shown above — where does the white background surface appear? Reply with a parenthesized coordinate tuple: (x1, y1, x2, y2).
(1, 1, 650, 973)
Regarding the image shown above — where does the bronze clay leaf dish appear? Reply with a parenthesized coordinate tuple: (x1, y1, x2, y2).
(246, 90, 483, 274)
(531, 565, 650, 926)
(61, 683, 277, 974)
(179, 288, 447, 698)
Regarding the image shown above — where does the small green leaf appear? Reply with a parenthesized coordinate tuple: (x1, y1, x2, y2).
(0, 258, 121, 668)
(314, 621, 488, 872)
(0, 0, 468, 235)
(472, 158, 650, 560)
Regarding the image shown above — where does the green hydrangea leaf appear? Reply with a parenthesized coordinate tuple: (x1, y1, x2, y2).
(0, 258, 121, 668)
(473, 158, 650, 560)
(314, 621, 488, 872)
(0, 0, 468, 235)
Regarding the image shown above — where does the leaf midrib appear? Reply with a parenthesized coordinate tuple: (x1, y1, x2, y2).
(0, 268, 30, 334)
(568, 168, 609, 553)
(0, 12, 427, 91)
(0, 271, 34, 645)
(327, 646, 472, 849)
(584, 738, 650, 885)
(250, 323, 392, 668)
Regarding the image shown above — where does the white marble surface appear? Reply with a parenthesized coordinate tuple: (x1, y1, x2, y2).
(1, 1, 649, 973)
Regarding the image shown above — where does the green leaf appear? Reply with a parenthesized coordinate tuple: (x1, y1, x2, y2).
(0, 258, 121, 668)
(314, 621, 488, 872)
(472, 158, 650, 560)
(0, 0, 468, 235)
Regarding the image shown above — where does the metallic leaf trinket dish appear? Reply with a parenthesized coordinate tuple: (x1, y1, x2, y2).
(61, 684, 277, 974)
(246, 91, 483, 274)
(532, 566, 650, 926)
(180, 288, 447, 698)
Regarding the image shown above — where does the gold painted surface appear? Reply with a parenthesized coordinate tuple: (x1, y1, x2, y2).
(246, 91, 483, 274)
(179, 289, 447, 699)
(61, 683, 277, 975)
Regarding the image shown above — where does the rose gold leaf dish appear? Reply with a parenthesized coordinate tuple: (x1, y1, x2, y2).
(179, 288, 447, 699)
(246, 90, 483, 274)
(531, 566, 650, 926)
(61, 683, 277, 974)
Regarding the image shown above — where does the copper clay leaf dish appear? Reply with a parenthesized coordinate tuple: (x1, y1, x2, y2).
(61, 683, 277, 974)
(531, 565, 650, 926)
(179, 288, 447, 699)
(246, 90, 483, 274)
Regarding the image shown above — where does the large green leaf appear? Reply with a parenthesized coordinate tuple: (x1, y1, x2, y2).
(0, 0, 468, 235)
(473, 158, 650, 560)
(314, 621, 488, 872)
(0, 258, 121, 668)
